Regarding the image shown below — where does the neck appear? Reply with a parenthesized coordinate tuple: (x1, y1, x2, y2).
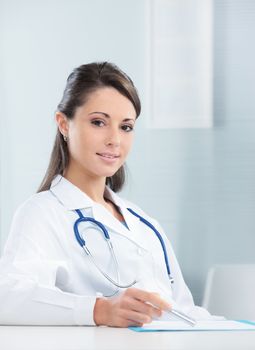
(64, 168, 107, 204)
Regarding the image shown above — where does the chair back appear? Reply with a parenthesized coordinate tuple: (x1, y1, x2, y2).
(203, 264, 255, 319)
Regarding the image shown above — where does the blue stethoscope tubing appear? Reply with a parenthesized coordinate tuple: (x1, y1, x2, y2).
(127, 208, 172, 281)
(73, 207, 174, 292)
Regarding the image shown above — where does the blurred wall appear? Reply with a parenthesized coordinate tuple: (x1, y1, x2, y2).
(1, 0, 255, 305)
(0, 0, 147, 246)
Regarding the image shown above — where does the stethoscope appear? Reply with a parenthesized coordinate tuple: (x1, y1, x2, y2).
(73, 207, 174, 296)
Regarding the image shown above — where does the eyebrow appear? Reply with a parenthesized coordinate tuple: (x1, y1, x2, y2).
(88, 111, 135, 122)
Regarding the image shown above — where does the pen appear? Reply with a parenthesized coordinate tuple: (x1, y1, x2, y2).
(165, 308, 196, 326)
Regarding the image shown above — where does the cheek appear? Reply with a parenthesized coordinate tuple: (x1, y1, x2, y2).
(68, 129, 89, 156)
(123, 135, 134, 153)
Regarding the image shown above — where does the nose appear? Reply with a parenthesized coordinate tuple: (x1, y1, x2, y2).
(105, 127, 120, 147)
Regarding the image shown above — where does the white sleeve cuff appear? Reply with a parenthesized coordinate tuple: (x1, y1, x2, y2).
(32, 286, 98, 325)
(73, 295, 97, 325)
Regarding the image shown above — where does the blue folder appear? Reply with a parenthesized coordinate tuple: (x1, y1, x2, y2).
(129, 320, 255, 332)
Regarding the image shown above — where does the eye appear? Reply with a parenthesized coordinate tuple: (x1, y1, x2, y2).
(121, 124, 134, 132)
(91, 119, 105, 127)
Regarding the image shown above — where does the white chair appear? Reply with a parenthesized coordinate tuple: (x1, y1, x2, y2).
(202, 264, 255, 320)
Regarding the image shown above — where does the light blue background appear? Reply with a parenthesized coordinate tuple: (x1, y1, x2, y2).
(0, 0, 255, 304)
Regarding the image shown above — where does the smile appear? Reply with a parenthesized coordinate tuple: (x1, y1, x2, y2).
(96, 153, 120, 159)
(96, 153, 120, 164)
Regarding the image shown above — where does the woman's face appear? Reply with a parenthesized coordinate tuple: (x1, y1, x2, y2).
(57, 87, 137, 181)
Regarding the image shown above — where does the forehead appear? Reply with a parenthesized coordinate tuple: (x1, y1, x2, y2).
(79, 87, 136, 118)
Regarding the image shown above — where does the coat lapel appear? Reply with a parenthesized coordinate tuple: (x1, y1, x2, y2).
(91, 202, 147, 249)
(94, 189, 151, 250)
(50, 175, 150, 250)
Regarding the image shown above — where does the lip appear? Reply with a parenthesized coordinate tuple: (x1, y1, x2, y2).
(96, 152, 120, 163)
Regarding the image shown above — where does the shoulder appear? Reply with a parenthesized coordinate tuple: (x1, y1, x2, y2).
(115, 193, 170, 238)
(3, 191, 57, 256)
(116, 193, 160, 227)
(122, 198, 148, 216)
(13, 190, 57, 223)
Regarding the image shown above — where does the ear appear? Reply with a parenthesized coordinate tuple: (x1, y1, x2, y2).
(55, 112, 69, 137)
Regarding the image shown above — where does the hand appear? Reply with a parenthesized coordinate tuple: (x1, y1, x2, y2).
(93, 287, 171, 328)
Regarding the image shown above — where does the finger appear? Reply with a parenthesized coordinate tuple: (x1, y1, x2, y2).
(147, 293, 172, 311)
(121, 309, 152, 324)
(112, 318, 143, 328)
(127, 288, 171, 311)
(127, 320, 144, 328)
(128, 298, 162, 318)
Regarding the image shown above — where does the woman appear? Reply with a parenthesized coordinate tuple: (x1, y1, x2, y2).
(0, 62, 212, 326)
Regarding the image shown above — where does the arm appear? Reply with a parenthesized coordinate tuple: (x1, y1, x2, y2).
(0, 199, 96, 325)
(152, 219, 219, 320)
(124, 201, 216, 320)
(0, 199, 172, 326)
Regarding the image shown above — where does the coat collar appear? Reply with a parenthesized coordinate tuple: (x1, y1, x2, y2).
(50, 175, 94, 210)
(50, 175, 146, 247)
(50, 175, 128, 212)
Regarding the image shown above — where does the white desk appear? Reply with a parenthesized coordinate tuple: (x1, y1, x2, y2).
(0, 326, 255, 350)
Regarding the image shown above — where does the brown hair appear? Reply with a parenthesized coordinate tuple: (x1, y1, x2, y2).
(37, 62, 141, 193)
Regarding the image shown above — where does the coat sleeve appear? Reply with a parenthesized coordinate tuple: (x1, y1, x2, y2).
(124, 201, 222, 320)
(150, 218, 224, 320)
(0, 199, 97, 325)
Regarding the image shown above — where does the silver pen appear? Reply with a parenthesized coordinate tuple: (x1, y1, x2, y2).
(165, 308, 196, 326)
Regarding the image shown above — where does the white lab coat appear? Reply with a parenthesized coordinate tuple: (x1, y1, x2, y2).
(0, 175, 213, 325)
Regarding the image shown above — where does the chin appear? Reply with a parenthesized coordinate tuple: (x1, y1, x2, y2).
(103, 171, 118, 178)
(104, 168, 122, 179)
(95, 165, 123, 179)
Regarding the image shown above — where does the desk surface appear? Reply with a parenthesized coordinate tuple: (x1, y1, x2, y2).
(1, 325, 255, 350)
